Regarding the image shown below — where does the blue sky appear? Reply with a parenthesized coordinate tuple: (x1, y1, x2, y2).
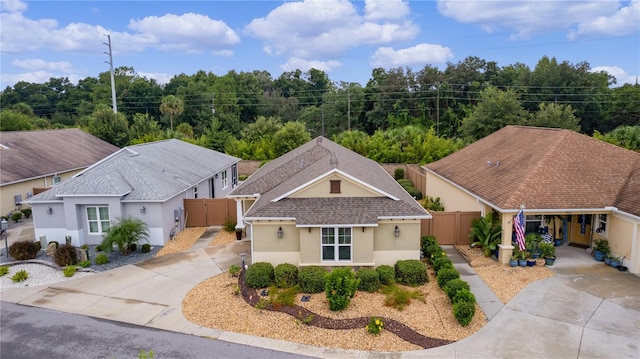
(1, 0, 638, 89)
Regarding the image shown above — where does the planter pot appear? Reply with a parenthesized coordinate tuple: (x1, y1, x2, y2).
(509, 259, 518, 267)
(527, 259, 536, 267)
(544, 256, 556, 266)
(604, 257, 611, 265)
(235, 231, 242, 241)
(518, 259, 527, 267)
(535, 258, 546, 266)
(610, 260, 620, 268)
(594, 250, 605, 261)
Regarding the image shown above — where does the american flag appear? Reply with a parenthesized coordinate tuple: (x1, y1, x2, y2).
(514, 208, 526, 251)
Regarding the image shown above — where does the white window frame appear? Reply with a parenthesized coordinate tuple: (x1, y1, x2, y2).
(52, 175, 61, 185)
(595, 214, 608, 235)
(193, 186, 198, 199)
(321, 227, 352, 262)
(525, 215, 543, 234)
(87, 206, 110, 234)
(221, 171, 228, 189)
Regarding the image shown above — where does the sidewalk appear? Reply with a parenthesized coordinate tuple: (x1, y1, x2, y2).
(1, 236, 638, 358)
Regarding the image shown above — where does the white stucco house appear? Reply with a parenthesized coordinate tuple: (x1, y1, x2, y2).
(25, 139, 240, 247)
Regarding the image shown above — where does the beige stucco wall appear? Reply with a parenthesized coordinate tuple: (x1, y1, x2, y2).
(425, 172, 482, 212)
(290, 173, 383, 198)
(251, 221, 300, 253)
(0, 169, 82, 216)
(605, 214, 636, 271)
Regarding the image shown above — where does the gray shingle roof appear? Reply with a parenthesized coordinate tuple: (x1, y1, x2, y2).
(28, 139, 240, 202)
(424, 126, 640, 217)
(0, 129, 119, 185)
(231, 136, 429, 225)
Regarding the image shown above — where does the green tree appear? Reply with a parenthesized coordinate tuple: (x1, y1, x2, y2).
(159, 95, 184, 131)
(593, 126, 640, 152)
(459, 86, 527, 140)
(0, 109, 35, 131)
(528, 102, 580, 130)
(273, 121, 311, 157)
(84, 105, 130, 147)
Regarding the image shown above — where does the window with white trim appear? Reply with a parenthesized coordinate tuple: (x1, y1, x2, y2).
(222, 171, 228, 189)
(321, 227, 352, 261)
(525, 215, 543, 234)
(193, 186, 198, 198)
(595, 214, 608, 235)
(52, 175, 61, 185)
(87, 206, 110, 234)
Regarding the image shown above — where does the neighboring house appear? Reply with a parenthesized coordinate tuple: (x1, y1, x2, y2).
(0, 129, 119, 217)
(229, 136, 431, 267)
(26, 139, 240, 247)
(423, 126, 640, 274)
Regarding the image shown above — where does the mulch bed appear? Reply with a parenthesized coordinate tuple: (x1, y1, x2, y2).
(239, 271, 452, 349)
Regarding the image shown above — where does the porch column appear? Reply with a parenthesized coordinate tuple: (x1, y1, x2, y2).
(498, 213, 514, 265)
(235, 199, 245, 230)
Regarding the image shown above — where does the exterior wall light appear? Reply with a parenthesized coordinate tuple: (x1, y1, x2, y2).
(240, 253, 246, 270)
(394, 225, 400, 238)
(277, 226, 283, 239)
(140, 206, 146, 214)
(46, 207, 53, 215)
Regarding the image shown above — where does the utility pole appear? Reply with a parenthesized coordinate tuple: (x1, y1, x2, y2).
(436, 83, 440, 136)
(347, 88, 351, 131)
(104, 34, 117, 114)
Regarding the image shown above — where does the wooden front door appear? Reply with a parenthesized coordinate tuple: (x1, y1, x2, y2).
(568, 214, 591, 246)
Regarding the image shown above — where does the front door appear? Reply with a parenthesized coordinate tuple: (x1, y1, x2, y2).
(568, 214, 591, 246)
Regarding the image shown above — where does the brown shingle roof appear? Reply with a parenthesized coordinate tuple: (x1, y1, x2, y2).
(0, 129, 119, 185)
(424, 126, 640, 217)
(231, 136, 429, 225)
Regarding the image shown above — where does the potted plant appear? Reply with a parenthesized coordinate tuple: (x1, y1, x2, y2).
(525, 233, 543, 258)
(517, 250, 528, 267)
(509, 253, 518, 267)
(593, 239, 610, 261)
(469, 212, 502, 258)
(539, 242, 556, 266)
(609, 255, 621, 268)
(604, 254, 612, 265)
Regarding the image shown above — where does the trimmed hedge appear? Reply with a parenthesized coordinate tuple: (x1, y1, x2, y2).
(325, 267, 359, 311)
(298, 266, 327, 293)
(420, 236, 437, 257)
(375, 265, 395, 285)
(356, 268, 380, 292)
(395, 260, 428, 287)
(453, 288, 476, 305)
(443, 278, 471, 301)
(245, 262, 274, 289)
(453, 301, 476, 326)
(8, 241, 40, 261)
(436, 267, 460, 288)
(274, 263, 298, 288)
(432, 256, 454, 272)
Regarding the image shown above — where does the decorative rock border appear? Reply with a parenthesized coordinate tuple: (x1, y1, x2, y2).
(238, 271, 452, 349)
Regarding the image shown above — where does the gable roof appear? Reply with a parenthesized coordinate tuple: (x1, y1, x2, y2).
(28, 139, 240, 202)
(230, 136, 429, 225)
(0, 129, 119, 185)
(424, 126, 640, 217)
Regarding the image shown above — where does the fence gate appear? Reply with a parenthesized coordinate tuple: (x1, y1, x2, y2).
(421, 211, 480, 245)
(184, 198, 237, 227)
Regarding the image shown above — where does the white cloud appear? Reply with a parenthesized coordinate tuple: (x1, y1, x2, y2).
(245, 0, 419, 59)
(1, 0, 27, 13)
(592, 65, 638, 86)
(0, 71, 81, 87)
(568, 0, 640, 39)
(136, 71, 174, 85)
(364, 0, 410, 21)
(436, 0, 621, 39)
(281, 57, 342, 73)
(12, 58, 75, 73)
(371, 43, 453, 67)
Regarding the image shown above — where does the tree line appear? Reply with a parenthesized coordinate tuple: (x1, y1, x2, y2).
(1, 55, 638, 162)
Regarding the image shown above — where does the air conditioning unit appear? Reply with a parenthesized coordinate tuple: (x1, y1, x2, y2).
(14, 195, 22, 205)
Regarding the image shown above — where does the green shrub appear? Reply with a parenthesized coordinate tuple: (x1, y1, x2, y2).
(453, 301, 476, 326)
(420, 236, 437, 257)
(129, 243, 137, 252)
(381, 284, 425, 311)
(141, 243, 151, 253)
(356, 268, 380, 292)
(298, 266, 327, 293)
(395, 260, 428, 287)
(8, 241, 40, 261)
(375, 265, 395, 285)
(394, 168, 405, 180)
(397, 179, 413, 187)
(0, 266, 9, 276)
(54, 244, 78, 266)
(367, 316, 385, 335)
(423, 196, 445, 211)
(443, 278, 471, 301)
(100, 216, 149, 256)
(325, 267, 359, 311)
(268, 285, 298, 308)
(425, 244, 443, 262)
(437, 267, 460, 288)
(95, 244, 103, 252)
(63, 265, 76, 277)
(95, 253, 109, 265)
(20, 208, 32, 218)
(223, 219, 236, 232)
(228, 264, 241, 277)
(274, 263, 298, 288)
(11, 269, 28, 282)
(453, 288, 476, 305)
(11, 211, 23, 222)
(77, 260, 91, 268)
(245, 262, 274, 289)
(432, 256, 454, 272)
(403, 185, 423, 200)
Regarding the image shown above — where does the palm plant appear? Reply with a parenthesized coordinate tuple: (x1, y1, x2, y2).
(159, 95, 184, 131)
(469, 212, 503, 257)
(100, 217, 149, 256)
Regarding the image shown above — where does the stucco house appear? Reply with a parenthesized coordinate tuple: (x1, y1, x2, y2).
(229, 136, 431, 267)
(423, 126, 640, 274)
(26, 139, 240, 247)
(0, 129, 119, 217)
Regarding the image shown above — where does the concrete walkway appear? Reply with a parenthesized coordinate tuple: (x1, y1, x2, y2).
(2, 233, 639, 358)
